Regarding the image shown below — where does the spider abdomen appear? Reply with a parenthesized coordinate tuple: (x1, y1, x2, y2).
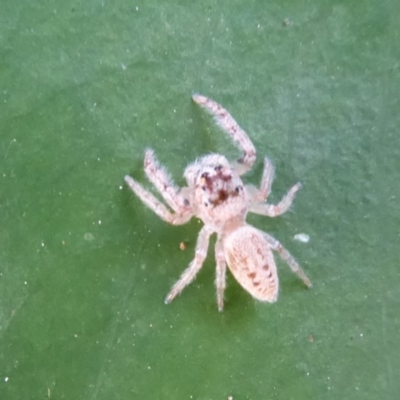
(224, 225, 279, 302)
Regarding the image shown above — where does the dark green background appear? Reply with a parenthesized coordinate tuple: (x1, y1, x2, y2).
(1, 1, 399, 399)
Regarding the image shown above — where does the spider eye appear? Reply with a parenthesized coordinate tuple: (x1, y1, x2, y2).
(235, 186, 243, 193)
(201, 172, 209, 178)
(214, 165, 222, 171)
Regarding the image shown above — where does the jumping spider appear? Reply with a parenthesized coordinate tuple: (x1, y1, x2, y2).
(125, 94, 312, 311)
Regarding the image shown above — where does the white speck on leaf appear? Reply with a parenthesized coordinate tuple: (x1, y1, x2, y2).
(294, 233, 310, 243)
(84, 233, 95, 241)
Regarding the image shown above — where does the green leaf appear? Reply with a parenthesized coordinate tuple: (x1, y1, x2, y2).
(1, 1, 399, 399)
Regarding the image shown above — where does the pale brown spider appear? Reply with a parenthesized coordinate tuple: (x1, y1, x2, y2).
(125, 94, 312, 311)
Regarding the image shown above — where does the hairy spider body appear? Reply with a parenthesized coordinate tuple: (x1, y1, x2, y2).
(185, 154, 247, 232)
(125, 94, 311, 311)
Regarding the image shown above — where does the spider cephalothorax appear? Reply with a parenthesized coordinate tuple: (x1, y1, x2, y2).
(125, 94, 311, 311)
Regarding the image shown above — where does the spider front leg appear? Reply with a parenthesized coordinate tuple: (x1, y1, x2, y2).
(247, 157, 275, 203)
(262, 232, 312, 288)
(143, 149, 189, 212)
(124, 176, 192, 225)
(249, 182, 302, 217)
(192, 94, 256, 175)
(215, 236, 227, 312)
(248, 157, 302, 217)
(125, 149, 193, 224)
(164, 226, 213, 304)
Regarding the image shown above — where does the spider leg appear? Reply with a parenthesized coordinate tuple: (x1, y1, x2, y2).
(249, 182, 302, 217)
(192, 94, 256, 175)
(144, 148, 189, 213)
(262, 232, 312, 288)
(164, 226, 212, 304)
(124, 175, 192, 225)
(215, 236, 227, 312)
(246, 157, 275, 203)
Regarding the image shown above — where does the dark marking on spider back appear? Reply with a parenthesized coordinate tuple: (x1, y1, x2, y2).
(211, 189, 230, 206)
(262, 264, 274, 279)
(220, 174, 232, 182)
(200, 168, 241, 207)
